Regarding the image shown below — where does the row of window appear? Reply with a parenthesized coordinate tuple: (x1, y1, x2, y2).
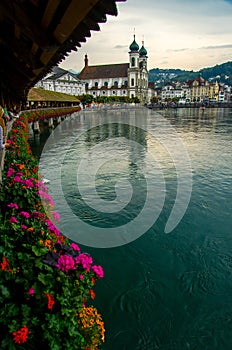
(92, 90, 127, 95)
(85, 79, 148, 89)
(86, 81, 128, 89)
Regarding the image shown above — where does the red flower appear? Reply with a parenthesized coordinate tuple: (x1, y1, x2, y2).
(0, 257, 12, 272)
(44, 292, 55, 310)
(12, 325, 30, 344)
(89, 289, 96, 300)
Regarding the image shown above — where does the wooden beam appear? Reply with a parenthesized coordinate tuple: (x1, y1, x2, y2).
(53, 0, 100, 44)
(41, 0, 62, 30)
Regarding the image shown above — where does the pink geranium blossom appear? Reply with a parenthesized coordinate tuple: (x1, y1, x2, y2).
(75, 254, 93, 271)
(92, 265, 104, 279)
(9, 216, 18, 223)
(6, 168, 15, 177)
(24, 179, 34, 188)
(45, 219, 60, 236)
(53, 211, 60, 222)
(13, 175, 23, 183)
(38, 190, 54, 206)
(19, 211, 30, 219)
(7, 203, 19, 210)
(56, 255, 76, 273)
(70, 243, 80, 251)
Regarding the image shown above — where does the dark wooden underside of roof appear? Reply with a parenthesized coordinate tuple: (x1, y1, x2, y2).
(0, 0, 125, 104)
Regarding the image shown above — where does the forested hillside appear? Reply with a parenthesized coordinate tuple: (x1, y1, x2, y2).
(149, 61, 232, 85)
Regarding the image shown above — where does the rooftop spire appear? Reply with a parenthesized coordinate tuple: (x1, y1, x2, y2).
(129, 29, 139, 52)
(139, 39, 147, 57)
(84, 54, 88, 67)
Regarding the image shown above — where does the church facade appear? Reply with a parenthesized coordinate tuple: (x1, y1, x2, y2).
(78, 36, 149, 103)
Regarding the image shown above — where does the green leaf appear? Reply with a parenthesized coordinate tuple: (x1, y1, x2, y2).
(0, 285, 10, 298)
(38, 273, 47, 285)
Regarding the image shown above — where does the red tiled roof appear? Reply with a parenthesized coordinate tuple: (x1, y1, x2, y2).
(78, 63, 129, 79)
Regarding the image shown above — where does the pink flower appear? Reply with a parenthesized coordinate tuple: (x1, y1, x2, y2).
(53, 211, 60, 222)
(92, 265, 104, 279)
(7, 203, 19, 210)
(38, 190, 54, 206)
(13, 175, 23, 183)
(21, 225, 28, 229)
(70, 243, 80, 251)
(45, 219, 61, 236)
(6, 168, 14, 177)
(75, 254, 93, 271)
(9, 216, 18, 223)
(19, 211, 30, 219)
(56, 255, 76, 273)
(24, 179, 34, 188)
(79, 274, 84, 280)
(28, 288, 35, 295)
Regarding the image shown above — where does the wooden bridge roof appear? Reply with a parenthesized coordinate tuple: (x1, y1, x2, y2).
(0, 0, 125, 105)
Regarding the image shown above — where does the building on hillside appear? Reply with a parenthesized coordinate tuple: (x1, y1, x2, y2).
(209, 81, 219, 101)
(78, 36, 151, 103)
(159, 77, 231, 104)
(35, 67, 86, 96)
(161, 82, 183, 101)
(187, 76, 210, 102)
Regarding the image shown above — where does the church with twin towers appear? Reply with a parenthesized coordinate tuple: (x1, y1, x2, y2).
(78, 35, 150, 103)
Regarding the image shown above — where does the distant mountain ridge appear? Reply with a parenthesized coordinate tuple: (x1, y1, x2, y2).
(149, 61, 232, 86)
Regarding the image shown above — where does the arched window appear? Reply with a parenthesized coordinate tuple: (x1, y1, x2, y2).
(131, 57, 135, 67)
(131, 78, 134, 87)
(104, 81, 108, 87)
(114, 81, 118, 87)
(124, 80, 128, 86)
(95, 82, 98, 88)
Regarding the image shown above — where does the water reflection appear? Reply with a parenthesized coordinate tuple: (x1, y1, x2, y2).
(29, 107, 232, 350)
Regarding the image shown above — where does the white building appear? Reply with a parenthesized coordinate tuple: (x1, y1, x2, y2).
(161, 83, 182, 100)
(35, 67, 86, 96)
(78, 36, 150, 103)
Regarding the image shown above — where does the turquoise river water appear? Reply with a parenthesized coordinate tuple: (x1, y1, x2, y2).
(29, 107, 232, 350)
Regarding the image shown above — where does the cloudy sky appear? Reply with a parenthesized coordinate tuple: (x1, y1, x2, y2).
(60, 0, 232, 73)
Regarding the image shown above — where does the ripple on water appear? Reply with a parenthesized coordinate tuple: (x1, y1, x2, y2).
(179, 264, 232, 297)
(115, 279, 174, 349)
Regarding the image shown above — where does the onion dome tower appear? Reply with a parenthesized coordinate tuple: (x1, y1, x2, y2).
(129, 34, 139, 69)
(129, 35, 139, 52)
(128, 34, 140, 99)
(139, 41, 147, 57)
(139, 40, 148, 70)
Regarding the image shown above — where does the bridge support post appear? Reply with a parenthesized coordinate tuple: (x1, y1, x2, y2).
(33, 121, 40, 134)
(48, 118, 54, 128)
